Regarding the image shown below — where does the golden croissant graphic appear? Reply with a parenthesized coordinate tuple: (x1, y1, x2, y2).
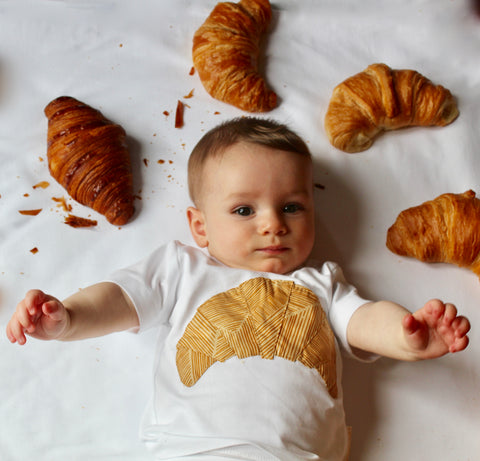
(192, 0, 277, 112)
(324, 63, 459, 153)
(387, 190, 480, 278)
(176, 278, 338, 398)
(45, 96, 135, 226)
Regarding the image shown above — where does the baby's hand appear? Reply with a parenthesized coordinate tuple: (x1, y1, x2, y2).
(6, 290, 69, 345)
(403, 299, 470, 359)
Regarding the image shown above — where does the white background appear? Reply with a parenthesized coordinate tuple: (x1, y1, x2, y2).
(0, 1, 479, 460)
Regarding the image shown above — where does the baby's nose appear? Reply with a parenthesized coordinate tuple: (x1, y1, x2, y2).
(259, 211, 287, 235)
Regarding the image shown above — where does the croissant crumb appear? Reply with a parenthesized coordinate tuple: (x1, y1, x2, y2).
(386, 190, 480, 278)
(19, 209, 42, 216)
(64, 214, 98, 228)
(175, 100, 184, 128)
(192, 0, 277, 112)
(325, 63, 459, 153)
(44, 96, 135, 225)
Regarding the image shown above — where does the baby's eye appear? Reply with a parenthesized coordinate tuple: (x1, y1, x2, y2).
(234, 206, 253, 216)
(283, 203, 304, 213)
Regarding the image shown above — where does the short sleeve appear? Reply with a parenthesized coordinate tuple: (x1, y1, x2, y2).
(106, 240, 182, 332)
(294, 261, 378, 362)
(326, 263, 378, 361)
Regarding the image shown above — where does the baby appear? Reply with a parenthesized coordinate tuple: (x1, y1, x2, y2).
(6, 117, 471, 461)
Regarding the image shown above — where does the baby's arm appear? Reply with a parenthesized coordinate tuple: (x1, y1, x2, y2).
(6, 282, 139, 345)
(347, 299, 470, 361)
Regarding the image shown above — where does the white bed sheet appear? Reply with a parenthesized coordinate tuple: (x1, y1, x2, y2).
(0, 0, 479, 460)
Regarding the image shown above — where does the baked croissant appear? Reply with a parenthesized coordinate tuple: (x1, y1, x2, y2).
(386, 190, 480, 278)
(45, 96, 134, 226)
(324, 63, 459, 153)
(192, 0, 277, 112)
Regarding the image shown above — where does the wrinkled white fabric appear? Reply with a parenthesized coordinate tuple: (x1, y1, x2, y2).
(1, 1, 479, 460)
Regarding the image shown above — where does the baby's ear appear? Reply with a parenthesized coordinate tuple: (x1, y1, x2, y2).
(187, 206, 208, 248)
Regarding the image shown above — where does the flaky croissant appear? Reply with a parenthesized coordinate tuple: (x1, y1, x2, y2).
(192, 0, 277, 112)
(45, 96, 134, 226)
(386, 190, 480, 278)
(324, 63, 459, 153)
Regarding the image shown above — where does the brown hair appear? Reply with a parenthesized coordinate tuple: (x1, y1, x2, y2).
(188, 117, 311, 205)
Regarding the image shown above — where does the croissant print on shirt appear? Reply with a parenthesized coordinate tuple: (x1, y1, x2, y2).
(176, 277, 338, 398)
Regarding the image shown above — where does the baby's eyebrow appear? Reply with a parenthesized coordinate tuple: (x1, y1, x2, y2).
(224, 190, 256, 201)
(225, 189, 312, 202)
(280, 188, 313, 199)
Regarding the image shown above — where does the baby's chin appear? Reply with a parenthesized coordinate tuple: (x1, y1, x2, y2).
(243, 259, 302, 275)
(210, 250, 305, 275)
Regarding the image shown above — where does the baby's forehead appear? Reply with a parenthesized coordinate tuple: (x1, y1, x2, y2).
(208, 141, 311, 166)
(193, 141, 312, 201)
(203, 143, 312, 184)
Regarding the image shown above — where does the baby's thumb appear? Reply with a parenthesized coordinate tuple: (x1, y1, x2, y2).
(42, 300, 65, 321)
(402, 313, 419, 335)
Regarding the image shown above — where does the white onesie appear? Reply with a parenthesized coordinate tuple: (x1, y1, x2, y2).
(108, 240, 372, 461)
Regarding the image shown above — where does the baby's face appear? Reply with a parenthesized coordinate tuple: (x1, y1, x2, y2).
(190, 142, 315, 274)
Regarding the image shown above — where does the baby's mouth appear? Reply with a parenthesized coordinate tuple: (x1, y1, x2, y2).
(257, 245, 289, 254)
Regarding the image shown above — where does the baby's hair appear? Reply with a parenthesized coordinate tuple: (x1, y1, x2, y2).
(188, 117, 311, 205)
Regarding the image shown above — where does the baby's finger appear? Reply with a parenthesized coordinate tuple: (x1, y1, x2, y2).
(425, 299, 446, 319)
(6, 318, 27, 345)
(5, 322, 17, 343)
(24, 289, 48, 312)
(450, 335, 469, 353)
(14, 302, 36, 332)
(442, 303, 458, 325)
(452, 316, 471, 337)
